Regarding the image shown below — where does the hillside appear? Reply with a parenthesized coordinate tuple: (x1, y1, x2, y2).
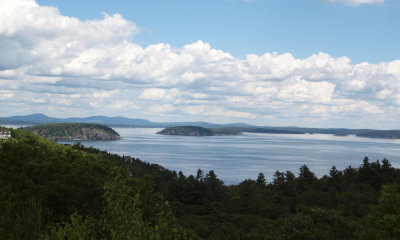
(24, 123, 121, 141)
(0, 129, 187, 239)
(157, 126, 242, 136)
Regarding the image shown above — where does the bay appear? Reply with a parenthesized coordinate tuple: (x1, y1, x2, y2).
(58, 127, 400, 185)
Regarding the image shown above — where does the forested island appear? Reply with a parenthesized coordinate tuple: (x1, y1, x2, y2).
(24, 123, 120, 141)
(157, 126, 242, 136)
(356, 130, 400, 139)
(1, 129, 400, 239)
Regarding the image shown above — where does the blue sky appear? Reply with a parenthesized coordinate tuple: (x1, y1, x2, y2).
(36, 0, 400, 63)
(1, 0, 400, 128)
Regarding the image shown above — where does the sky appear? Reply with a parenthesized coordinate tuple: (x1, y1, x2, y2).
(0, 0, 400, 128)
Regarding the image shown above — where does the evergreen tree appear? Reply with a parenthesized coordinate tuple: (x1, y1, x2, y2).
(256, 173, 266, 186)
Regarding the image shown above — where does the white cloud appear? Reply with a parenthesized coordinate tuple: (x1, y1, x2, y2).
(0, 91, 14, 100)
(183, 105, 256, 119)
(276, 78, 335, 104)
(330, 100, 383, 114)
(0, 0, 399, 128)
(109, 100, 139, 110)
(180, 71, 206, 83)
(32, 98, 45, 103)
(323, 0, 384, 6)
(148, 104, 175, 114)
(139, 88, 166, 101)
(92, 90, 119, 99)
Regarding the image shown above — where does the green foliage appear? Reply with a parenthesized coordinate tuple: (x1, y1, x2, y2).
(0, 197, 47, 240)
(165, 159, 400, 239)
(46, 213, 90, 240)
(357, 184, 400, 240)
(47, 169, 189, 240)
(256, 172, 266, 186)
(1, 130, 189, 239)
(280, 207, 356, 240)
(0, 130, 112, 222)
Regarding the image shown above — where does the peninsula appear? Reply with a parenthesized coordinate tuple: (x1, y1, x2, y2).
(24, 123, 121, 141)
(157, 126, 242, 136)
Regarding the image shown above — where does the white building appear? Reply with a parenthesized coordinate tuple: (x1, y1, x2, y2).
(0, 129, 11, 139)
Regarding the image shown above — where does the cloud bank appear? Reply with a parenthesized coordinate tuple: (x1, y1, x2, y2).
(0, 0, 399, 128)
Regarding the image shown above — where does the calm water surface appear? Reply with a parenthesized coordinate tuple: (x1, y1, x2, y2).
(57, 128, 400, 185)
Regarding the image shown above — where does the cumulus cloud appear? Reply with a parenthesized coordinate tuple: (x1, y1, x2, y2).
(0, 91, 14, 100)
(92, 90, 119, 99)
(109, 100, 139, 110)
(323, 0, 384, 6)
(148, 104, 176, 114)
(183, 105, 256, 119)
(0, 0, 399, 128)
(139, 88, 179, 101)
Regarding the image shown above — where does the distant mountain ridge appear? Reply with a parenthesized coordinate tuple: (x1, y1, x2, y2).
(0, 113, 251, 128)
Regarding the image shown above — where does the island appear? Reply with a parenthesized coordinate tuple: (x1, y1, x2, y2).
(356, 130, 400, 139)
(157, 126, 242, 136)
(334, 133, 349, 137)
(24, 123, 121, 141)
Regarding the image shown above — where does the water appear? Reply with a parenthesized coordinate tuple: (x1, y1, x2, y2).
(1, 124, 29, 129)
(56, 127, 400, 185)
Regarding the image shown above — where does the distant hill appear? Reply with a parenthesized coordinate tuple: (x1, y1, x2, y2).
(157, 126, 242, 136)
(0, 114, 250, 128)
(24, 123, 121, 141)
(0, 113, 56, 125)
(64, 116, 155, 127)
(0, 114, 156, 127)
